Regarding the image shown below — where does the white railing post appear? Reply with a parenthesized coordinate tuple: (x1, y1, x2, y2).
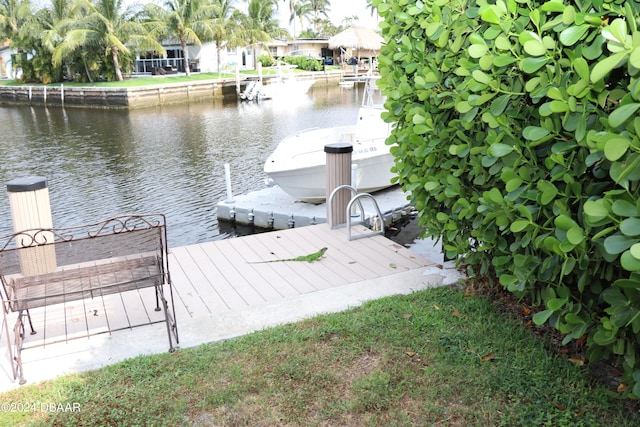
(6, 176, 57, 275)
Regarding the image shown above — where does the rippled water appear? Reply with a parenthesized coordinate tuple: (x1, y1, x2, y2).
(0, 83, 368, 247)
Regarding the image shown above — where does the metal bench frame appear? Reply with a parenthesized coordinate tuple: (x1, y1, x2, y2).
(0, 214, 179, 384)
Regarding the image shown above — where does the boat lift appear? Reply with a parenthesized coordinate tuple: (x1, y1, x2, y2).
(240, 80, 263, 101)
(361, 75, 381, 107)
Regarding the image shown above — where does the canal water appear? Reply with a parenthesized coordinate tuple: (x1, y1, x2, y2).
(0, 82, 375, 247)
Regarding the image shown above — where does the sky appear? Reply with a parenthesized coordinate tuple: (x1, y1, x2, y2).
(277, 0, 380, 32)
(117, 0, 380, 32)
(117, 1, 380, 31)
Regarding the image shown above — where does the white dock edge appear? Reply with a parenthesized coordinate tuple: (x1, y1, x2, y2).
(216, 185, 413, 229)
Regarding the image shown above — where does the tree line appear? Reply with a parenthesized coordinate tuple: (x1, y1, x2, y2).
(0, 0, 347, 83)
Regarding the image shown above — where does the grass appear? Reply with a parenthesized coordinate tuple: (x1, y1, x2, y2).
(0, 286, 636, 426)
(0, 66, 340, 88)
(0, 72, 235, 88)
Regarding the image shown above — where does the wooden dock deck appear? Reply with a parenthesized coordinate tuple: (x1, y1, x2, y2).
(169, 223, 434, 321)
(1, 223, 442, 389)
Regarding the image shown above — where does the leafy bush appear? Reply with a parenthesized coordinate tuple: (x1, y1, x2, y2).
(282, 56, 323, 71)
(258, 54, 276, 67)
(373, 0, 640, 396)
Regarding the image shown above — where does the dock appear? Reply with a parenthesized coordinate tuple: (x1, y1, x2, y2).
(0, 223, 459, 391)
(216, 185, 413, 229)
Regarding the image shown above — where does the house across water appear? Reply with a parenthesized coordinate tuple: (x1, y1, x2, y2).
(134, 33, 382, 76)
(134, 37, 333, 75)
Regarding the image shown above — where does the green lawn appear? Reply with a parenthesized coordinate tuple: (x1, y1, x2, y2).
(0, 66, 338, 89)
(0, 286, 635, 426)
(0, 72, 236, 88)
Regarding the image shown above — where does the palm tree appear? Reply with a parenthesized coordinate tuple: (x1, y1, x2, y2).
(284, 0, 311, 38)
(0, 0, 31, 77)
(342, 15, 358, 28)
(243, 0, 288, 68)
(210, 0, 244, 74)
(308, 0, 329, 34)
(37, 0, 77, 81)
(144, 0, 220, 76)
(0, 0, 30, 43)
(55, 0, 162, 81)
(11, 2, 60, 82)
(39, 0, 72, 50)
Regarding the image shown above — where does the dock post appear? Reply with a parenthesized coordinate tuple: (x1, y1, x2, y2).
(325, 143, 353, 226)
(224, 163, 235, 203)
(6, 176, 57, 275)
(350, 164, 359, 216)
(235, 64, 240, 95)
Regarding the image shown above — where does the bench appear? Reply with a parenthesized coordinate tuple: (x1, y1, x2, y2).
(0, 214, 179, 384)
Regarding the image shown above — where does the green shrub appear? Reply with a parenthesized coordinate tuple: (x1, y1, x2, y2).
(373, 0, 640, 396)
(258, 54, 276, 67)
(282, 55, 323, 71)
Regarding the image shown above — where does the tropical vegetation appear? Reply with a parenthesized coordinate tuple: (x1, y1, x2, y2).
(0, 0, 341, 82)
(143, 0, 221, 76)
(374, 0, 640, 397)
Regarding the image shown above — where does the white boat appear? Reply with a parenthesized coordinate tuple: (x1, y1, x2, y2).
(258, 77, 315, 100)
(242, 62, 315, 101)
(264, 78, 395, 202)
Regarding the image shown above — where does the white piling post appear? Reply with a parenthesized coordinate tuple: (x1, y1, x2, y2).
(6, 176, 57, 275)
(60, 83, 64, 106)
(235, 63, 241, 95)
(351, 164, 358, 191)
(351, 164, 359, 216)
(224, 163, 235, 203)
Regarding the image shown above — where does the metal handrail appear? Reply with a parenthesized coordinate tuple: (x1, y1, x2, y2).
(327, 185, 363, 229)
(327, 185, 385, 240)
(346, 193, 385, 241)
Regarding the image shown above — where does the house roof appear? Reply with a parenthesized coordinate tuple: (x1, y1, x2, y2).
(328, 26, 384, 51)
(271, 38, 328, 45)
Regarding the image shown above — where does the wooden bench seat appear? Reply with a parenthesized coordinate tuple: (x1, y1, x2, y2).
(0, 214, 179, 384)
(9, 255, 161, 312)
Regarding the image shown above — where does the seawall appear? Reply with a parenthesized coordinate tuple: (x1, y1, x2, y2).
(0, 71, 345, 109)
(0, 79, 239, 109)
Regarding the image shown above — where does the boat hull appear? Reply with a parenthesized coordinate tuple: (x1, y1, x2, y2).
(264, 107, 396, 203)
(266, 152, 396, 203)
(259, 79, 315, 100)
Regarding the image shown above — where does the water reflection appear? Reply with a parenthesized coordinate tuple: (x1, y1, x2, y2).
(0, 83, 368, 246)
